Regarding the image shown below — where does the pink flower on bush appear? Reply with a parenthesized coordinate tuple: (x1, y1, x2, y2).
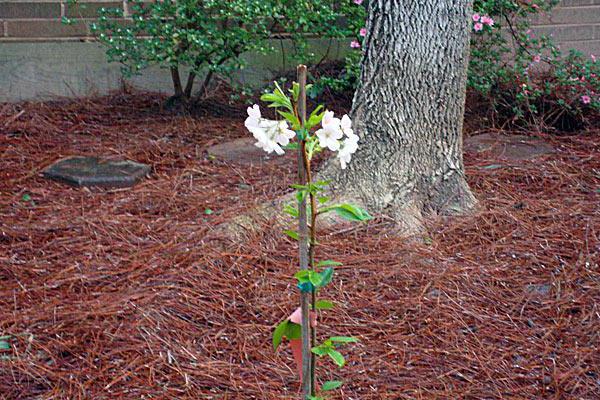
(353, 0, 363, 4)
(481, 15, 494, 26)
(581, 95, 591, 104)
(359, 27, 367, 37)
(350, 40, 361, 49)
(533, 55, 541, 63)
(472, 13, 481, 22)
(473, 22, 483, 32)
(592, 55, 597, 62)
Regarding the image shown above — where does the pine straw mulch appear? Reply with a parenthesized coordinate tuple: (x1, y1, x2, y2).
(0, 92, 599, 400)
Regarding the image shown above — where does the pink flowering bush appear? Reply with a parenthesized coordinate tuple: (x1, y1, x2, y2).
(469, 0, 599, 129)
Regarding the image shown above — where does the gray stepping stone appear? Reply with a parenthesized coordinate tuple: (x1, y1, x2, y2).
(43, 156, 150, 188)
(465, 133, 554, 161)
(207, 137, 291, 165)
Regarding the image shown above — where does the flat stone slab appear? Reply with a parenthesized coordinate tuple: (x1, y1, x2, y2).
(465, 133, 554, 161)
(207, 137, 291, 165)
(43, 156, 150, 188)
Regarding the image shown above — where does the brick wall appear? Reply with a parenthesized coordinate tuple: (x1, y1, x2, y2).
(0, 0, 126, 41)
(530, 0, 600, 55)
(0, 1, 599, 54)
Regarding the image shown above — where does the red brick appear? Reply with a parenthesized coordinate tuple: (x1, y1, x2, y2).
(65, 2, 124, 18)
(0, 2, 61, 19)
(6, 20, 90, 38)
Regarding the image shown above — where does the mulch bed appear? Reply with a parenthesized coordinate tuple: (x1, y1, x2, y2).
(0, 92, 599, 399)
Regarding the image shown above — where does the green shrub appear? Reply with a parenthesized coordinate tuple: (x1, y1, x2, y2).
(68, 0, 278, 104)
(66, 0, 360, 105)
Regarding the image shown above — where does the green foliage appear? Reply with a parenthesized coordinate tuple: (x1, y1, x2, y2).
(273, 320, 301, 350)
(312, 336, 358, 367)
(80, 0, 277, 99)
(322, 380, 343, 391)
(315, 300, 335, 310)
(0, 336, 11, 351)
(67, 0, 361, 100)
(320, 203, 372, 222)
(295, 267, 334, 289)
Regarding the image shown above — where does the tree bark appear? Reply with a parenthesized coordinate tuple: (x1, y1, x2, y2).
(319, 0, 477, 230)
(170, 66, 184, 98)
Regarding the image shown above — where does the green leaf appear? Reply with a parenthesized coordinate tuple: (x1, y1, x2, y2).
(22, 194, 31, 202)
(316, 260, 342, 267)
(322, 380, 343, 391)
(277, 110, 300, 129)
(329, 336, 359, 344)
(308, 396, 325, 400)
(317, 196, 329, 204)
(272, 320, 288, 351)
(283, 204, 298, 218)
(284, 230, 299, 241)
(260, 93, 280, 103)
(284, 142, 299, 150)
(331, 204, 373, 222)
(285, 322, 302, 340)
(311, 345, 329, 356)
(294, 270, 310, 281)
(308, 271, 323, 287)
(0, 341, 10, 351)
(297, 281, 314, 293)
(290, 82, 299, 102)
(306, 105, 325, 130)
(318, 267, 334, 287)
(296, 189, 308, 204)
(290, 184, 308, 190)
(204, 208, 213, 215)
(327, 349, 345, 367)
(314, 180, 330, 188)
(315, 300, 334, 310)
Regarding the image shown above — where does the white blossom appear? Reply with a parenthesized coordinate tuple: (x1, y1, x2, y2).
(244, 105, 295, 155)
(316, 111, 359, 168)
(315, 125, 343, 151)
(338, 135, 359, 169)
(337, 114, 359, 169)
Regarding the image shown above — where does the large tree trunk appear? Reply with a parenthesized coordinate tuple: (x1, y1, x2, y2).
(320, 0, 477, 230)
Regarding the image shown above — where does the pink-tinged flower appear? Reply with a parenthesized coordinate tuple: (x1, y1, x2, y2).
(581, 95, 591, 104)
(359, 27, 367, 37)
(350, 40, 361, 49)
(533, 55, 541, 63)
(472, 13, 481, 22)
(481, 15, 494, 26)
(353, 0, 363, 4)
(592, 55, 596, 62)
(473, 22, 483, 32)
(532, 4, 540, 10)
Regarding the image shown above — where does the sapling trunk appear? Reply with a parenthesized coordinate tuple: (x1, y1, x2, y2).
(296, 65, 312, 398)
(302, 145, 318, 395)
